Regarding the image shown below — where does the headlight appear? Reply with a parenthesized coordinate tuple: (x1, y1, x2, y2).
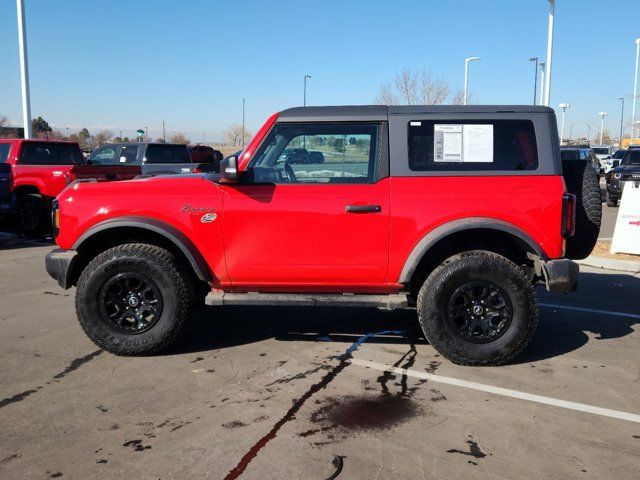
(613, 172, 622, 179)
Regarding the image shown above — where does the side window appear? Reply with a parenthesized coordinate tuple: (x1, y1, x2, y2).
(249, 123, 379, 184)
(19, 143, 60, 165)
(58, 144, 85, 165)
(0, 144, 10, 163)
(408, 120, 539, 171)
(145, 145, 191, 164)
(88, 146, 119, 165)
(119, 145, 139, 164)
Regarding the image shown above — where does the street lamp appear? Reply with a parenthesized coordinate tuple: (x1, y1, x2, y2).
(16, 0, 32, 139)
(558, 103, 569, 145)
(463, 57, 481, 105)
(538, 61, 546, 106)
(618, 97, 625, 147)
(242, 97, 246, 148)
(303, 74, 311, 106)
(632, 39, 640, 138)
(529, 57, 539, 105)
(598, 112, 608, 145)
(543, 0, 555, 106)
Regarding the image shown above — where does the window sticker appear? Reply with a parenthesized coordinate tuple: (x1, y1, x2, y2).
(463, 124, 493, 163)
(433, 124, 493, 163)
(434, 124, 463, 162)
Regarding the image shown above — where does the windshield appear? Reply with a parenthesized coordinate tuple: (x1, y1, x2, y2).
(612, 150, 626, 159)
(622, 150, 640, 166)
(593, 148, 609, 155)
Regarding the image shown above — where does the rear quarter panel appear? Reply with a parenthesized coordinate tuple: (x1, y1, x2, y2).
(387, 175, 566, 283)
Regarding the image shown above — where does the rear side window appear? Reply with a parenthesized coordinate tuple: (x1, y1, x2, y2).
(0, 144, 10, 162)
(145, 145, 191, 164)
(58, 144, 85, 165)
(408, 120, 538, 171)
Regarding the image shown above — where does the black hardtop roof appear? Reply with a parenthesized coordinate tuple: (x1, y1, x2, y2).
(279, 105, 554, 121)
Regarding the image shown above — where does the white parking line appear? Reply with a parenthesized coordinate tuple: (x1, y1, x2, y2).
(350, 358, 640, 424)
(540, 303, 640, 320)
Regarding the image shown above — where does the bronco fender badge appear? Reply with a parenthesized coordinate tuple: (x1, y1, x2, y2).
(201, 213, 217, 223)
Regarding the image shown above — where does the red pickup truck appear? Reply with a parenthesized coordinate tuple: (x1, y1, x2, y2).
(45, 106, 601, 365)
(0, 139, 140, 234)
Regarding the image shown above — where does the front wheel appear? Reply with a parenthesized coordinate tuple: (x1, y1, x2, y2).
(76, 243, 194, 356)
(17, 194, 49, 235)
(417, 250, 538, 366)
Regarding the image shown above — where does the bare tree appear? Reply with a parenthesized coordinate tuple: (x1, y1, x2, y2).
(223, 124, 252, 147)
(94, 129, 113, 145)
(0, 114, 8, 127)
(376, 68, 471, 105)
(169, 132, 190, 144)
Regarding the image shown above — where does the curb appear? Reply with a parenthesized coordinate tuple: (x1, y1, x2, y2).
(578, 255, 640, 274)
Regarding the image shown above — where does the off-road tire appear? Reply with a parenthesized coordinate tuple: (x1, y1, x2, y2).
(76, 243, 194, 356)
(562, 160, 602, 260)
(605, 191, 618, 208)
(17, 193, 49, 236)
(417, 250, 538, 366)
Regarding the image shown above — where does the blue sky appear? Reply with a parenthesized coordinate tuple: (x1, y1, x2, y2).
(0, 0, 639, 142)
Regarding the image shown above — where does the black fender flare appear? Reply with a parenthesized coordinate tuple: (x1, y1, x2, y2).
(72, 216, 212, 282)
(398, 217, 548, 284)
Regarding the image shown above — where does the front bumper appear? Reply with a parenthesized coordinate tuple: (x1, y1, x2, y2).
(538, 258, 579, 292)
(45, 248, 78, 289)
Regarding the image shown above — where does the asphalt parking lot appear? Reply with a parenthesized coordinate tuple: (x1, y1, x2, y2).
(1, 228, 639, 479)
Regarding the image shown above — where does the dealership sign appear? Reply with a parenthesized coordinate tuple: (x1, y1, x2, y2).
(611, 181, 640, 255)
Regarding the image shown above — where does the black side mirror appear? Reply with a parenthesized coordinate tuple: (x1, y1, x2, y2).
(219, 155, 238, 183)
(612, 160, 620, 167)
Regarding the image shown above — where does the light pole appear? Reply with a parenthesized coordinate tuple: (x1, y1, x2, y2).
(529, 57, 539, 105)
(632, 39, 640, 138)
(598, 112, 608, 144)
(242, 98, 246, 148)
(569, 121, 581, 142)
(538, 61, 546, 106)
(618, 97, 625, 147)
(543, 0, 554, 106)
(16, 0, 32, 139)
(463, 57, 481, 105)
(303, 74, 311, 106)
(558, 103, 569, 144)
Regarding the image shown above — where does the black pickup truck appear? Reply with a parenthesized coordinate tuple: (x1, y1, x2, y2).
(86, 142, 197, 175)
(0, 162, 14, 220)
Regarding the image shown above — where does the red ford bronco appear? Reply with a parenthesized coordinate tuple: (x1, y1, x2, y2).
(45, 106, 601, 365)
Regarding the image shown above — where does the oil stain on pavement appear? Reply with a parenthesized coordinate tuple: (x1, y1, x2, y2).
(222, 331, 430, 480)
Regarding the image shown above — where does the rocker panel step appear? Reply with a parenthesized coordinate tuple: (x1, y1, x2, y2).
(204, 292, 409, 310)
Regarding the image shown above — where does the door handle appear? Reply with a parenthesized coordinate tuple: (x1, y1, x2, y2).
(345, 204, 381, 213)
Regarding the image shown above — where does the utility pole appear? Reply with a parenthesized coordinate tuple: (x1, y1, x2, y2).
(16, 0, 32, 139)
(543, 0, 554, 106)
(162, 121, 166, 142)
(618, 97, 625, 147)
(145, 126, 148, 142)
(529, 57, 539, 105)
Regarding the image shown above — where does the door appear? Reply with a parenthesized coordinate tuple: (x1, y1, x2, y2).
(222, 122, 390, 291)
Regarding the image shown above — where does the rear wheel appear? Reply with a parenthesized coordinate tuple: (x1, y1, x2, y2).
(605, 191, 618, 208)
(17, 193, 49, 236)
(417, 250, 538, 366)
(76, 243, 194, 356)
